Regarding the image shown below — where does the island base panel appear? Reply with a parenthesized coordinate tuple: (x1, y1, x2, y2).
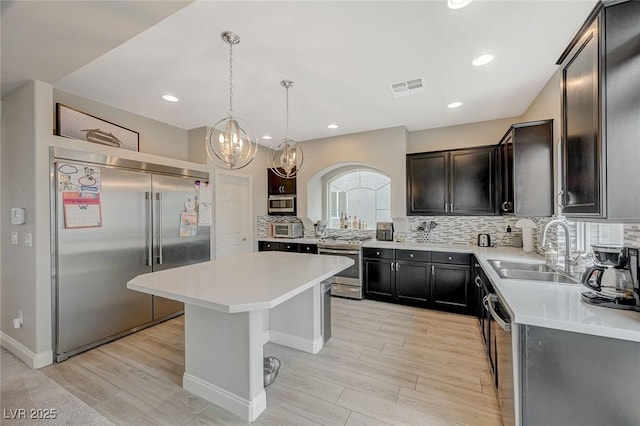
(183, 305, 266, 421)
(269, 284, 323, 354)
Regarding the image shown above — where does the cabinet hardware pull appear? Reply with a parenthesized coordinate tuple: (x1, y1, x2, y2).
(474, 276, 482, 288)
(410, 253, 414, 258)
(450, 203, 453, 212)
(445, 203, 448, 213)
(391, 262, 395, 271)
(556, 190, 564, 208)
(501, 201, 509, 211)
(376, 251, 380, 255)
(431, 265, 435, 274)
(448, 256, 452, 260)
(396, 262, 400, 271)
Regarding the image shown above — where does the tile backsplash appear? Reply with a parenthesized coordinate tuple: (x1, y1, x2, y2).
(257, 215, 640, 255)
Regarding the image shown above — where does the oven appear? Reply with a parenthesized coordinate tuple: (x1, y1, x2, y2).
(317, 246, 363, 299)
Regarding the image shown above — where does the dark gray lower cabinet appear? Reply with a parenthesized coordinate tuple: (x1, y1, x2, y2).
(258, 241, 317, 254)
(363, 258, 394, 301)
(431, 264, 471, 313)
(396, 261, 430, 306)
(364, 249, 474, 314)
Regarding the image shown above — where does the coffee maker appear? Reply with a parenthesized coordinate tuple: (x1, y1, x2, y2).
(580, 245, 640, 311)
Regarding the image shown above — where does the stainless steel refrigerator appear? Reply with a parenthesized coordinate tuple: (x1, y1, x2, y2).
(52, 148, 210, 362)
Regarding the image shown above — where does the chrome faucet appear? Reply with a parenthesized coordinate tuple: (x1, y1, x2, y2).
(541, 218, 575, 275)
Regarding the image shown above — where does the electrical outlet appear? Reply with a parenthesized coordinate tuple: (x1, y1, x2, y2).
(11, 231, 19, 245)
(24, 232, 33, 247)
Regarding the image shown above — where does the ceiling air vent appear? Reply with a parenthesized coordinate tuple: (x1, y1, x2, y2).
(389, 77, 425, 98)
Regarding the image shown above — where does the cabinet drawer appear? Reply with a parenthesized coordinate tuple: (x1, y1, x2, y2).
(363, 248, 395, 260)
(259, 241, 282, 251)
(299, 243, 318, 254)
(432, 252, 471, 265)
(396, 249, 430, 262)
(282, 243, 300, 252)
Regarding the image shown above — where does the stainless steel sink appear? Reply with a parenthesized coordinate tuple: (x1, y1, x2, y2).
(487, 260, 579, 284)
(488, 260, 555, 272)
(495, 269, 579, 284)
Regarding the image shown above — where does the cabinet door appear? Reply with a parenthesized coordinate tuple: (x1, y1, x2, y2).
(562, 21, 602, 217)
(499, 137, 514, 214)
(282, 242, 300, 252)
(267, 168, 297, 195)
(395, 261, 429, 306)
(406, 152, 448, 215)
(364, 259, 394, 301)
(450, 147, 496, 215)
(431, 264, 471, 313)
(299, 243, 318, 254)
(258, 241, 282, 251)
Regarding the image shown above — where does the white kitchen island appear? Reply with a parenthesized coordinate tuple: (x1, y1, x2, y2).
(127, 251, 353, 421)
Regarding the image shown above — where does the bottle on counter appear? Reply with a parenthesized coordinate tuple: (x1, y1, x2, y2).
(358, 219, 362, 230)
(352, 216, 358, 229)
(544, 244, 558, 265)
(339, 213, 345, 229)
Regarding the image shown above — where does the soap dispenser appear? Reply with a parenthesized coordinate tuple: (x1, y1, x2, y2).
(544, 244, 558, 266)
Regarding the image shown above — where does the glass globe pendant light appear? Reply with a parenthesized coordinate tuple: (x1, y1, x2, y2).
(268, 80, 305, 179)
(206, 31, 257, 169)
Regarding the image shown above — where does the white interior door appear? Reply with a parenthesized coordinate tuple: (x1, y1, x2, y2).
(215, 171, 252, 259)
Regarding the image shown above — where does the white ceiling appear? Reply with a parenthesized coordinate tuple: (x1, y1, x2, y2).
(3, 0, 596, 146)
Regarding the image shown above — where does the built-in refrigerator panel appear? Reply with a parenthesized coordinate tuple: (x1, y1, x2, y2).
(52, 148, 210, 362)
(55, 165, 154, 360)
(151, 173, 211, 319)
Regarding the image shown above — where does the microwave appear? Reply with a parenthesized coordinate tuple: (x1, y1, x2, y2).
(273, 222, 303, 238)
(268, 194, 296, 215)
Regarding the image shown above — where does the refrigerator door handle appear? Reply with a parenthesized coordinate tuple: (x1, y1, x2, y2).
(156, 192, 163, 265)
(145, 192, 153, 266)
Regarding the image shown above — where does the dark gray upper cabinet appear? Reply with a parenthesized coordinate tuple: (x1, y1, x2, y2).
(407, 146, 496, 216)
(558, 1, 640, 220)
(498, 120, 554, 217)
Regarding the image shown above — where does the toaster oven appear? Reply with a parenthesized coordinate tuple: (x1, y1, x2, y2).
(273, 222, 303, 238)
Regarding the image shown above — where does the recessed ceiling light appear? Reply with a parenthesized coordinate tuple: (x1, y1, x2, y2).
(448, 101, 463, 109)
(328, 124, 339, 129)
(473, 54, 494, 66)
(446, 0, 472, 10)
(162, 94, 179, 102)
(261, 135, 272, 140)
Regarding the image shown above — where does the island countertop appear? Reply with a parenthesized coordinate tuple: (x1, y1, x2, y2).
(128, 251, 354, 313)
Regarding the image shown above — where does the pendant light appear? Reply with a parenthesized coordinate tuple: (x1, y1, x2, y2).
(206, 31, 257, 170)
(268, 80, 305, 179)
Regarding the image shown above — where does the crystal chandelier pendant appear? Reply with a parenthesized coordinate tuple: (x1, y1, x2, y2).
(269, 80, 305, 179)
(206, 31, 257, 170)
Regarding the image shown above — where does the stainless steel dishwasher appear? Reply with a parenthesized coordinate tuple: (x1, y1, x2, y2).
(485, 292, 514, 426)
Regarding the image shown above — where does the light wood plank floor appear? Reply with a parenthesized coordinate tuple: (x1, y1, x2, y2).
(42, 298, 502, 426)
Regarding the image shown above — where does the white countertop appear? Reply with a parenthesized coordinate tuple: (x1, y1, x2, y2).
(128, 251, 354, 313)
(260, 237, 320, 244)
(365, 241, 640, 343)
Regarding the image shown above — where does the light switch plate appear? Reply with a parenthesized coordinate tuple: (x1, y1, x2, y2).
(11, 232, 19, 245)
(24, 232, 33, 247)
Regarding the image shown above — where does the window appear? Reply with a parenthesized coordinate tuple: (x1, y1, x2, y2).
(576, 222, 624, 253)
(327, 169, 391, 229)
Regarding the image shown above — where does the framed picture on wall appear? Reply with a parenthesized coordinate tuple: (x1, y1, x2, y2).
(56, 103, 139, 152)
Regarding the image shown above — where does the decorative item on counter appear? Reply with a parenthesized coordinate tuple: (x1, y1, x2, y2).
(206, 31, 257, 170)
(515, 218, 537, 252)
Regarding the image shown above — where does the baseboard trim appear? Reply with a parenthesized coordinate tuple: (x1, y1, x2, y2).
(183, 372, 266, 421)
(269, 330, 323, 354)
(0, 332, 53, 369)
